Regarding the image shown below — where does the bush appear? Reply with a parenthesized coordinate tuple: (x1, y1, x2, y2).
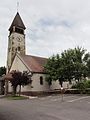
(72, 80, 90, 93)
(84, 80, 90, 88)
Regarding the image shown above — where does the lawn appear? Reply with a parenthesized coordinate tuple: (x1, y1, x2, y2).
(6, 95, 29, 100)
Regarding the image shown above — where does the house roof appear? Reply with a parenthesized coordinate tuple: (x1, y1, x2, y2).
(9, 12, 26, 31)
(19, 54, 48, 73)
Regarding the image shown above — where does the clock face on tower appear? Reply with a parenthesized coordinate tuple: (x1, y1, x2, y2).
(16, 36, 22, 42)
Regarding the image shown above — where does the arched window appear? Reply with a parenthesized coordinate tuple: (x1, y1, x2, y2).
(18, 46, 20, 51)
(40, 76, 43, 85)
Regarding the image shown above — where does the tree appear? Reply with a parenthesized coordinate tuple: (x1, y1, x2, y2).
(60, 49, 75, 83)
(44, 54, 65, 87)
(10, 70, 32, 96)
(73, 47, 86, 81)
(44, 47, 89, 87)
(18, 71, 33, 96)
(0, 67, 6, 94)
(0, 66, 6, 76)
(84, 53, 90, 77)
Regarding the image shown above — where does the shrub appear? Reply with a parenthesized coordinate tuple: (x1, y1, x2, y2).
(72, 80, 90, 89)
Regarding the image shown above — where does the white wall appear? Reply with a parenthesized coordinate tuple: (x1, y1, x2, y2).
(9, 55, 71, 93)
(10, 55, 28, 72)
(21, 73, 49, 92)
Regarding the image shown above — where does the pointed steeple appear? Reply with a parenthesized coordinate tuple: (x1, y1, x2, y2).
(9, 12, 26, 31)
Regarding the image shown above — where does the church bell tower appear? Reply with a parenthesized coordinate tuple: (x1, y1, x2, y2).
(7, 12, 26, 72)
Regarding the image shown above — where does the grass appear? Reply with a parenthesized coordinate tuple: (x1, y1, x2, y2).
(6, 95, 29, 100)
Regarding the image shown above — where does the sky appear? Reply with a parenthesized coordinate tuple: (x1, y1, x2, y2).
(0, 0, 90, 67)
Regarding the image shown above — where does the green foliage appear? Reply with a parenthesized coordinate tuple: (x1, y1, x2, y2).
(72, 80, 90, 89)
(44, 47, 90, 87)
(6, 96, 28, 100)
(0, 66, 6, 76)
(84, 80, 90, 88)
(44, 54, 64, 86)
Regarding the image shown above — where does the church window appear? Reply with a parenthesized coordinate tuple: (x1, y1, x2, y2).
(12, 53, 14, 56)
(40, 76, 43, 85)
(18, 46, 20, 51)
(15, 48, 17, 51)
(15, 27, 24, 34)
(12, 36, 14, 39)
(12, 47, 14, 51)
(12, 41, 14, 45)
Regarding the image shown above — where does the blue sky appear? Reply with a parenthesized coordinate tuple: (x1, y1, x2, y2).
(0, 0, 90, 67)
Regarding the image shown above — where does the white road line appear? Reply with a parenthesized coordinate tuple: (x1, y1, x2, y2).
(40, 95, 79, 101)
(51, 99, 59, 101)
(67, 96, 90, 103)
(51, 95, 77, 102)
(87, 102, 90, 104)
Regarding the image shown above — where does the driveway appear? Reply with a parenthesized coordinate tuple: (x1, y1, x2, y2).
(0, 94, 90, 120)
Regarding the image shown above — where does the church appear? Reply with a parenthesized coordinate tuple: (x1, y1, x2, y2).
(6, 12, 67, 95)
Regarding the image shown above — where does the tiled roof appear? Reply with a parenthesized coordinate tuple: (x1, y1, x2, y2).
(9, 12, 26, 31)
(20, 55, 48, 73)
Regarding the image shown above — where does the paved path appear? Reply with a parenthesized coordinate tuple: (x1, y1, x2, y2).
(0, 94, 90, 120)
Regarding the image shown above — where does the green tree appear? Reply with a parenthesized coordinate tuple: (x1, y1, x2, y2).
(84, 53, 90, 77)
(0, 66, 6, 76)
(61, 49, 75, 83)
(44, 47, 89, 87)
(0, 67, 6, 94)
(44, 54, 65, 87)
(73, 47, 85, 81)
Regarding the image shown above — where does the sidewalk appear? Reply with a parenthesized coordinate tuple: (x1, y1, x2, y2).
(0, 95, 5, 98)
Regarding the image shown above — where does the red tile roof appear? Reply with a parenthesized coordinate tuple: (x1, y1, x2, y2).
(20, 55, 47, 73)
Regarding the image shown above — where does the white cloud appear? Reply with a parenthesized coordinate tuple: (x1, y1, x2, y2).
(1, 0, 90, 67)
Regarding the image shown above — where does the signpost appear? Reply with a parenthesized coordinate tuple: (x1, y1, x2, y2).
(61, 87, 64, 102)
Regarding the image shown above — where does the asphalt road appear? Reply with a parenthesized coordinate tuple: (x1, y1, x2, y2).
(0, 94, 90, 120)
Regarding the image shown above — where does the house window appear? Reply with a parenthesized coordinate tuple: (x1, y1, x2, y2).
(40, 76, 43, 85)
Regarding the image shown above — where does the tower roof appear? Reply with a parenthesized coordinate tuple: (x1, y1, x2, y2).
(9, 12, 26, 31)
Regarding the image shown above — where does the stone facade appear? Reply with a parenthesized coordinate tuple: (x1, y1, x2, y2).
(7, 12, 26, 72)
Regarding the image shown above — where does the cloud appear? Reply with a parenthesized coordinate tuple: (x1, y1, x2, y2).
(1, 0, 90, 67)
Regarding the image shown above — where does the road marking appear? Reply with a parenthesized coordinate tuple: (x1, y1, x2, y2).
(51, 99, 59, 101)
(39, 95, 79, 102)
(87, 102, 90, 104)
(67, 96, 90, 103)
(50, 95, 77, 102)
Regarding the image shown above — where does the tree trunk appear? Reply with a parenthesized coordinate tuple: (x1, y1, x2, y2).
(12, 86, 17, 96)
(19, 85, 21, 96)
(69, 79, 72, 84)
(59, 78, 63, 87)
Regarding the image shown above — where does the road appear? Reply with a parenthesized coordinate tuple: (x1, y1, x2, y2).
(0, 94, 90, 120)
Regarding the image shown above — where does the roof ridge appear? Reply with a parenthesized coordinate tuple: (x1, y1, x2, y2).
(22, 54, 48, 59)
